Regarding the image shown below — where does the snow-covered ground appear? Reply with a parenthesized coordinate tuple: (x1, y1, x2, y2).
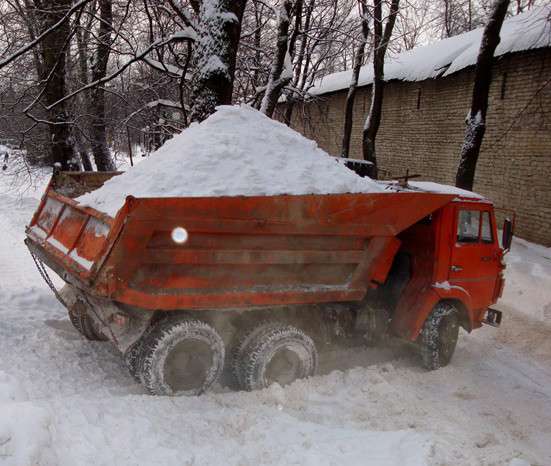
(1, 172, 550, 466)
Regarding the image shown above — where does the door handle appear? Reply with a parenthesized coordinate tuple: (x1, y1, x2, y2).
(481, 256, 493, 262)
(450, 265, 463, 272)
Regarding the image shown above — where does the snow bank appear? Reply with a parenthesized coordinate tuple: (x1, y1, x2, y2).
(0, 403, 52, 466)
(2, 172, 551, 466)
(0, 371, 28, 403)
(77, 105, 385, 217)
(308, 6, 551, 96)
(501, 236, 551, 321)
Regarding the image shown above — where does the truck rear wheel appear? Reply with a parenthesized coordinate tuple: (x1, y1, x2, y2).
(124, 339, 144, 381)
(231, 321, 279, 388)
(237, 323, 318, 391)
(138, 318, 224, 396)
(420, 302, 459, 370)
(67, 300, 107, 341)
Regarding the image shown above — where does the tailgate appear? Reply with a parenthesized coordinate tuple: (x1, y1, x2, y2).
(26, 190, 114, 282)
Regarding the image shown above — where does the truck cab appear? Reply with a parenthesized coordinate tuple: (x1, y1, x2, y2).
(389, 195, 507, 369)
(445, 200, 505, 317)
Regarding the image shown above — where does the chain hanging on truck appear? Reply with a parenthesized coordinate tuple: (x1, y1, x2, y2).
(29, 248, 68, 308)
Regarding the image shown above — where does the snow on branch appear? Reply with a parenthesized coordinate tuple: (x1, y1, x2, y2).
(0, 0, 92, 70)
(260, 0, 293, 118)
(142, 57, 187, 78)
(44, 31, 195, 111)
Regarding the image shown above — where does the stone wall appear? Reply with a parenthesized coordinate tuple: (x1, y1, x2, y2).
(278, 48, 551, 246)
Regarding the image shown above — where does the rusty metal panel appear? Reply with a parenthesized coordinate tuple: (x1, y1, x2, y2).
(71, 217, 111, 271)
(26, 177, 456, 311)
(37, 197, 64, 234)
(94, 192, 454, 310)
(50, 207, 87, 252)
(26, 187, 116, 281)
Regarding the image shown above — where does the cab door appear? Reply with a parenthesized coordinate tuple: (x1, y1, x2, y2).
(448, 206, 501, 310)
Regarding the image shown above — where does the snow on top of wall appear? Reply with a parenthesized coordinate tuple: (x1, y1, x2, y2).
(77, 105, 387, 217)
(309, 6, 551, 97)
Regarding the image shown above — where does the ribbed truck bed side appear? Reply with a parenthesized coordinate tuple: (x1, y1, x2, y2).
(92, 192, 454, 310)
(25, 180, 454, 310)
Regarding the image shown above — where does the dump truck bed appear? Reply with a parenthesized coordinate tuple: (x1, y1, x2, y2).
(26, 172, 455, 311)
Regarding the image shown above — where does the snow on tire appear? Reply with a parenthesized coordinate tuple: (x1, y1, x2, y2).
(420, 302, 460, 370)
(67, 300, 107, 341)
(239, 324, 318, 391)
(138, 318, 224, 396)
(124, 339, 144, 381)
(231, 321, 279, 389)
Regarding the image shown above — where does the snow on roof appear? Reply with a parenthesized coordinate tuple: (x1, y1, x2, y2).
(407, 181, 485, 200)
(146, 99, 183, 109)
(77, 105, 387, 217)
(309, 6, 551, 97)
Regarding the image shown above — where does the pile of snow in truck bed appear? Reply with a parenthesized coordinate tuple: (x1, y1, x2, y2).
(77, 105, 386, 217)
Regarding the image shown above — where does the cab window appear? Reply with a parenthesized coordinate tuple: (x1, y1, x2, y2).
(481, 212, 493, 243)
(457, 210, 493, 244)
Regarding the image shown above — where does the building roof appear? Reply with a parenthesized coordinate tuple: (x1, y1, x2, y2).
(309, 6, 551, 97)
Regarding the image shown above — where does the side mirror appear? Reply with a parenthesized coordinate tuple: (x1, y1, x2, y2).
(502, 218, 513, 252)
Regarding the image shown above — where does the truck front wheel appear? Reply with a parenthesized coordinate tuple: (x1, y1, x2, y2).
(420, 302, 460, 370)
(237, 323, 318, 391)
(138, 318, 224, 396)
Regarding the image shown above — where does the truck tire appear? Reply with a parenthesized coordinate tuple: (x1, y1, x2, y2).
(67, 300, 107, 341)
(124, 320, 162, 382)
(420, 302, 460, 370)
(138, 318, 224, 396)
(124, 340, 144, 381)
(231, 321, 279, 389)
(238, 324, 318, 391)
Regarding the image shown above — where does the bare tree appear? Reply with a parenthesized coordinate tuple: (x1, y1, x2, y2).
(283, 0, 358, 125)
(260, 0, 293, 117)
(87, 0, 117, 171)
(362, 0, 400, 178)
(393, 0, 432, 51)
(0, 0, 92, 70)
(455, 0, 511, 190)
(34, 0, 80, 170)
(341, 0, 370, 158)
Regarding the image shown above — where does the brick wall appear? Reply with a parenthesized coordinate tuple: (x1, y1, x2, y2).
(279, 48, 551, 246)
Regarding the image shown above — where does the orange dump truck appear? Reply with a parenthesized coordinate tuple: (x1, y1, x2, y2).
(25, 171, 510, 396)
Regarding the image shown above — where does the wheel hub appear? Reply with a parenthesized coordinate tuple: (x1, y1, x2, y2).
(163, 339, 214, 393)
(264, 347, 302, 387)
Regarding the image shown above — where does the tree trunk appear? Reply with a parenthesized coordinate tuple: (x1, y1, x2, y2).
(260, 0, 293, 118)
(189, 0, 248, 123)
(74, 129, 93, 171)
(455, 0, 510, 191)
(341, 1, 369, 158)
(362, 0, 400, 179)
(36, 0, 79, 170)
(75, 7, 93, 170)
(284, 0, 312, 126)
(89, 0, 116, 171)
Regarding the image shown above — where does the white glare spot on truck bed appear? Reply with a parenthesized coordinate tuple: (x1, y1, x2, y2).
(171, 227, 188, 244)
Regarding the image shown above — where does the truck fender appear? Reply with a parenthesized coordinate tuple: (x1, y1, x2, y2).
(431, 284, 475, 333)
(390, 286, 474, 341)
